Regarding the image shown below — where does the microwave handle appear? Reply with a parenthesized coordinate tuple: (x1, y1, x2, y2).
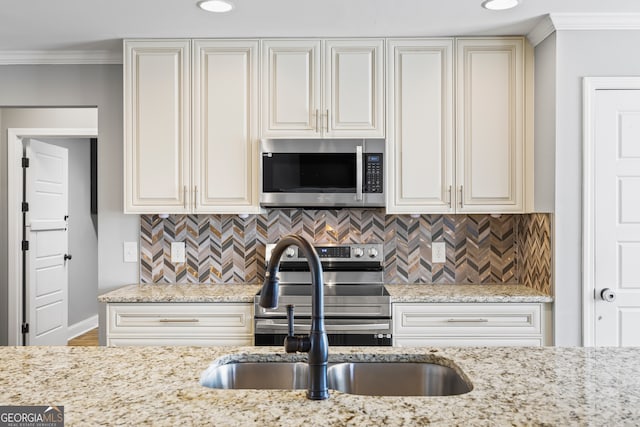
(356, 145, 363, 201)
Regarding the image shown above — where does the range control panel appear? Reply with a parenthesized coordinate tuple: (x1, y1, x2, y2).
(266, 243, 384, 263)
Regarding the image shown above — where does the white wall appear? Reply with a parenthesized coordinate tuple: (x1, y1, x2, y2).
(534, 32, 556, 213)
(40, 137, 99, 328)
(553, 30, 640, 345)
(0, 65, 139, 346)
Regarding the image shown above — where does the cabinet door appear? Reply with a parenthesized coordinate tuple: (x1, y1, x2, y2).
(456, 38, 525, 213)
(324, 39, 384, 137)
(124, 40, 191, 213)
(386, 39, 454, 213)
(261, 39, 321, 137)
(193, 40, 260, 213)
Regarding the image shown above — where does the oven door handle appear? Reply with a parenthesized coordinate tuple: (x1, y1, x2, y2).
(255, 320, 390, 331)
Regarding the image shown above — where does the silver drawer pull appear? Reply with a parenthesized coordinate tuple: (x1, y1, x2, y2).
(446, 318, 489, 323)
(158, 318, 200, 323)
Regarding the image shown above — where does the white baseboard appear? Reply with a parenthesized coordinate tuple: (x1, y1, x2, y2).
(68, 315, 99, 340)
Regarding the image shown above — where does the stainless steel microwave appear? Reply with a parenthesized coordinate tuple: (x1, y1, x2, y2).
(260, 138, 385, 208)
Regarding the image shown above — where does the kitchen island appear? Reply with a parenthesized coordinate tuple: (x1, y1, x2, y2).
(1, 345, 638, 426)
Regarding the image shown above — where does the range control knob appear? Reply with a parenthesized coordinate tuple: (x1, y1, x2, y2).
(285, 247, 296, 258)
(353, 247, 364, 258)
(367, 247, 379, 258)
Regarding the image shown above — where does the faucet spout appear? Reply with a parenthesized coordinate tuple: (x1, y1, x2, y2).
(259, 235, 329, 400)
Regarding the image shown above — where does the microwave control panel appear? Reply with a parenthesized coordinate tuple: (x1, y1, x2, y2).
(364, 154, 383, 193)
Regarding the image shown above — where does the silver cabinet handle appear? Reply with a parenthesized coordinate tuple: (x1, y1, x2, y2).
(356, 145, 363, 201)
(183, 185, 188, 209)
(194, 185, 198, 211)
(459, 185, 464, 208)
(315, 109, 319, 133)
(325, 109, 329, 132)
(448, 185, 452, 209)
(600, 288, 616, 302)
(159, 318, 200, 323)
(446, 318, 489, 323)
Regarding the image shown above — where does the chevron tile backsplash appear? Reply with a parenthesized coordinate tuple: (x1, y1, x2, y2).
(139, 210, 552, 291)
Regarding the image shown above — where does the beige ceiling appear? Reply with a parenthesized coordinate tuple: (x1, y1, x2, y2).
(1, 0, 640, 53)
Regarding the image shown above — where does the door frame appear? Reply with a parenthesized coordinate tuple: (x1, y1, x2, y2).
(582, 77, 640, 346)
(7, 127, 98, 345)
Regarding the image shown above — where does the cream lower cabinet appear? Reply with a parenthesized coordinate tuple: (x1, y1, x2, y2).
(106, 303, 253, 346)
(124, 39, 260, 214)
(261, 38, 384, 138)
(392, 303, 551, 347)
(387, 37, 532, 214)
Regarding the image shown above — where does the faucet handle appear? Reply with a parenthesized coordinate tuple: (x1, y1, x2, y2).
(284, 304, 310, 353)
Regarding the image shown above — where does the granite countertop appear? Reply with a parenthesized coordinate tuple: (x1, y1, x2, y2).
(385, 284, 553, 303)
(98, 283, 262, 303)
(1, 345, 638, 426)
(99, 283, 552, 304)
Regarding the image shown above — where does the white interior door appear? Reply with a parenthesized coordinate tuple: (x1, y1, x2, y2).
(25, 138, 69, 345)
(594, 89, 640, 346)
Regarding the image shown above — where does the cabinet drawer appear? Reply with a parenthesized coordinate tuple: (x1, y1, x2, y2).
(108, 336, 253, 347)
(394, 336, 543, 347)
(108, 303, 253, 336)
(393, 303, 541, 336)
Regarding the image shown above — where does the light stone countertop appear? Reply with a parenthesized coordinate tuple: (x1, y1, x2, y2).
(99, 283, 552, 304)
(97, 283, 261, 303)
(1, 345, 638, 426)
(385, 284, 553, 303)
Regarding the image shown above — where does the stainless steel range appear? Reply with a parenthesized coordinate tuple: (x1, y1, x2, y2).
(254, 243, 391, 346)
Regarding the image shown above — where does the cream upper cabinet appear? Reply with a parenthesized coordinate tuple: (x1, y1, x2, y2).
(387, 37, 531, 214)
(455, 37, 527, 213)
(124, 40, 191, 213)
(261, 39, 321, 137)
(386, 39, 454, 213)
(193, 40, 260, 213)
(324, 39, 385, 137)
(124, 39, 260, 214)
(261, 39, 384, 138)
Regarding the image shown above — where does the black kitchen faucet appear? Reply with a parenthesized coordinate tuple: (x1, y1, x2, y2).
(259, 234, 329, 400)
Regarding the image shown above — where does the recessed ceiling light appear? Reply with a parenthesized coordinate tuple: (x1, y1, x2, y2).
(198, 0, 234, 13)
(481, 0, 520, 10)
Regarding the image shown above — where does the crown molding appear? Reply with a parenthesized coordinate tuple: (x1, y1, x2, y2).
(528, 13, 640, 47)
(550, 13, 640, 31)
(0, 50, 121, 65)
(527, 15, 555, 47)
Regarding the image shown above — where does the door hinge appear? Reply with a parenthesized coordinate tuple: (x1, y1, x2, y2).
(21, 323, 29, 334)
(21, 157, 29, 168)
(21, 240, 29, 251)
(21, 202, 29, 212)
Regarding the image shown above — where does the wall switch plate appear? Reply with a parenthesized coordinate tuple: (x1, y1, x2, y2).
(171, 242, 186, 263)
(432, 241, 446, 264)
(123, 241, 138, 263)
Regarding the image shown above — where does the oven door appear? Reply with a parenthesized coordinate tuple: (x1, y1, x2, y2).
(254, 317, 392, 346)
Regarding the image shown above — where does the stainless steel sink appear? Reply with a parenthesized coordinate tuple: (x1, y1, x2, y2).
(200, 362, 309, 390)
(201, 361, 472, 396)
(327, 362, 472, 396)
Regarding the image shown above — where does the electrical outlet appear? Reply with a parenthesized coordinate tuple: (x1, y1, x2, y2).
(432, 242, 446, 264)
(123, 242, 138, 263)
(171, 242, 186, 263)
